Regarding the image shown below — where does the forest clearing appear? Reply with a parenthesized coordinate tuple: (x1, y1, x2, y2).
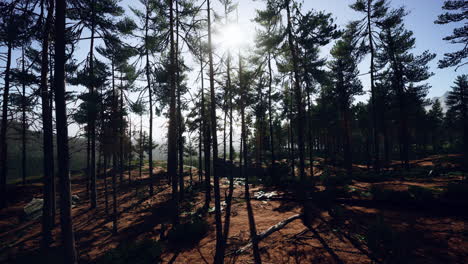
(1, 155, 467, 263)
(0, 0, 467, 263)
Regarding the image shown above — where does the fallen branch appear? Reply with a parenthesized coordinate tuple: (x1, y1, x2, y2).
(230, 213, 303, 255)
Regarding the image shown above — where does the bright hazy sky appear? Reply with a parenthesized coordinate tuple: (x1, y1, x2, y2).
(0, 0, 465, 154)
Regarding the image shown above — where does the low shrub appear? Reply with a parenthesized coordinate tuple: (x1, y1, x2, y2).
(167, 216, 208, 248)
(96, 239, 162, 264)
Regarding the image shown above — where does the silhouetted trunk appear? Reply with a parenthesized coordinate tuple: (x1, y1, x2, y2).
(54, 0, 77, 260)
(128, 118, 132, 185)
(168, 0, 179, 224)
(21, 48, 27, 185)
(267, 53, 276, 170)
(111, 60, 119, 234)
(40, 0, 55, 249)
(0, 42, 12, 209)
(138, 115, 143, 196)
(104, 154, 109, 215)
(240, 55, 262, 264)
(207, 0, 224, 262)
(303, 57, 314, 177)
(176, 0, 184, 200)
(222, 2, 234, 243)
(112, 154, 118, 233)
(120, 74, 124, 185)
(286, 1, 305, 181)
(89, 0, 97, 209)
(201, 59, 211, 208)
(367, 0, 380, 172)
(145, 6, 154, 196)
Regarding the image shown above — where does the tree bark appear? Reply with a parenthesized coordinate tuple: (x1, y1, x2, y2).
(54, 0, 78, 260)
(40, 0, 55, 249)
(0, 42, 12, 209)
(286, 1, 305, 181)
(168, 0, 179, 224)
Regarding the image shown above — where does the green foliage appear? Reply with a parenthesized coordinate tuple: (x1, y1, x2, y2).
(95, 239, 162, 264)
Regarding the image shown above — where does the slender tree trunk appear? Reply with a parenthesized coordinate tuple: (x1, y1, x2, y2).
(222, 2, 235, 244)
(111, 60, 119, 234)
(40, 0, 55, 248)
(119, 74, 124, 185)
(207, 0, 224, 262)
(54, 0, 77, 260)
(89, 0, 97, 208)
(128, 118, 132, 185)
(286, 1, 305, 181)
(0, 42, 12, 209)
(168, 0, 179, 224)
(138, 115, 143, 195)
(104, 153, 109, 215)
(201, 56, 211, 208)
(21, 48, 27, 185)
(145, 6, 154, 196)
(367, 0, 380, 172)
(267, 54, 276, 170)
(240, 54, 262, 264)
(175, 0, 184, 200)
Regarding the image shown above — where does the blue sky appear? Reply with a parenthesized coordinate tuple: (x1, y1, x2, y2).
(0, 0, 465, 144)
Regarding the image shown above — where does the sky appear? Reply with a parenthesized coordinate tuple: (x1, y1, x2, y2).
(0, 0, 465, 154)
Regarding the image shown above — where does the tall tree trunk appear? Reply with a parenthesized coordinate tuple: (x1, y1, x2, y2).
(54, 0, 77, 260)
(104, 153, 109, 215)
(367, 0, 380, 172)
(240, 50, 262, 264)
(145, 6, 154, 196)
(222, 2, 235, 244)
(0, 42, 12, 209)
(201, 56, 211, 208)
(21, 48, 27, 185)
(175, 0, 184, 200)
(111, 60, 119, 233)
(89, 0, 97, 208)
(168, 0, 179, 224)
(207, 0, 224, 262)
(40, 0, 55, 249)
(286, 1, 305, 181)
(267, 53, 276, 170)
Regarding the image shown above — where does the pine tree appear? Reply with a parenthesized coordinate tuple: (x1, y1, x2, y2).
(428, 99, 444, 152)
(350, 0, 389, 171)
(328, 22, 365, 177)
(0, 0, 34, 208)
(377, 7, 435, 168)
(54, 0, 77, 261)
(434, 0, 467, 69)
(446, 75, 468, 167)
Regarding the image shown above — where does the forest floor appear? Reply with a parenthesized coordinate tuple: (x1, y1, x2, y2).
(1, 155, 467, 263)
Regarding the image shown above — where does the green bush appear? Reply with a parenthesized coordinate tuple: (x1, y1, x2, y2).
(167, 216, 208, 248)
(95, 239, 162, 264)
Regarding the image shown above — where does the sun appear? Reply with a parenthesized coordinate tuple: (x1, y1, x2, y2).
(214, 24, 245, 51)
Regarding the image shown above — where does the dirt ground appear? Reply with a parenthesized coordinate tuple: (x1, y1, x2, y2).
(1, 156, 467, 263)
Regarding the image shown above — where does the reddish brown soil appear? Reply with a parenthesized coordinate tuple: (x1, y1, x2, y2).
(1, 156, 467, 264)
